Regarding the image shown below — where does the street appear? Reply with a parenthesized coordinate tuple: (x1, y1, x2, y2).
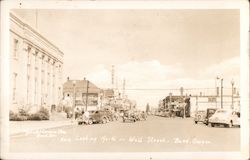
(10, 116, 240, 152)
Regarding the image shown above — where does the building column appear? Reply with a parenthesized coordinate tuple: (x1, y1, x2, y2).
(51, 60, 56, 105)
(16, 42, 29, 110)
(29, 48, 36, 106)
(43, 55, 48, 106)
(57, 63, 63, 101)
(36, 51, 43, 107)
(47, 58, 53, 107)
(54, 61, 59, 106)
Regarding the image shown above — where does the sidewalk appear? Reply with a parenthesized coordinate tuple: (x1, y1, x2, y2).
(10, 119, 77, 136)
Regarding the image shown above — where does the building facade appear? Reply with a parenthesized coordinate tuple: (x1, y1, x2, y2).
(10, 12, 64, 113)
(63, 78, 101, 111)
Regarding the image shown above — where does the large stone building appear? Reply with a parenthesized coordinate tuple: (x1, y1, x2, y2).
(9, 12, 64, 113)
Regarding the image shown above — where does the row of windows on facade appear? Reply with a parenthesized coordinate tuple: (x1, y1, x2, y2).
(12, 39, 61, 103)
(12, 72, 57, 103)
(13, 38, 62, 73)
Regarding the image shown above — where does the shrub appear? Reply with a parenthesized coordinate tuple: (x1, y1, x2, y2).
(38, 107, 50, 120)
(10, 107, 50, 121)
(27, 113, 43, 120)
(28, 107, 50, 120)
(10, 113, 28, 121)
(18, 108, 29, 117)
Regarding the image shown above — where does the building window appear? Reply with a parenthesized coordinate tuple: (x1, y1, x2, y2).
(12, 73, 17, 102)
(13, 39, 19, 58)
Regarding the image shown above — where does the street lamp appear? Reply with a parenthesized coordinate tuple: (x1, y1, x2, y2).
(231, 79, 235, 109)
(216, 76, 223, 109)
(215, 77, 219, 108)
(72, 80, 76, 121)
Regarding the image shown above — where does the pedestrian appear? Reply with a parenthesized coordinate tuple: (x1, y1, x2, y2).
(64, 94, 73, 118)
(83, 110, 90, 124)
(75, 107, 80, 119)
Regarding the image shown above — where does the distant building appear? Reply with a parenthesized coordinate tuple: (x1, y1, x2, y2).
(10, 12, 63, 113)
(189, 95, 240, 113)
(159, 89, 240, 117)
(161, 95, 191, 117)
(63, 78, 101, 111)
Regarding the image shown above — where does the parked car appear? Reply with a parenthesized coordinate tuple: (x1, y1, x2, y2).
(77, 110, 109, 125)
(194, 110, 206, 124)
(162, 111, 170, 117)
(122, 110, 136, 122)
(209, 109, 240, 128)
(133, 111, 142, 121)
(204, 108, 217, 125)
(102, 110, 115, 121)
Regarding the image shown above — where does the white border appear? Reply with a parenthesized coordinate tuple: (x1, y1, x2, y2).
(1, 0, 249, 160)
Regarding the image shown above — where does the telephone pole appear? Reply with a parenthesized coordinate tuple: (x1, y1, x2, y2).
(86, 80, 89, 111)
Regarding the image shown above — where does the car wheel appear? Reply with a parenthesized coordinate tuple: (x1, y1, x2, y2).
(78, 122, 82, 125)
(195, 121, 198, 124)
(211, 123, 214, 127)
(88, 118, 93, 125)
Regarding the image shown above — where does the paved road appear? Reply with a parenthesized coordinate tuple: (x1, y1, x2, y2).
(10, 116, 240, 152)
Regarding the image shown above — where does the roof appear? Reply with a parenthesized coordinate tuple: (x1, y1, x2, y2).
(63, 79, 100, 94)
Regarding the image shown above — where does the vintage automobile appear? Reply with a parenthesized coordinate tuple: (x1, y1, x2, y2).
(209, 109, 240, 128)
(194, 110, 206, 124)
(122, 110, 136, 122)
(204, 108, 217, 125)
(162, 110, 170, 117)
(77, 110, 109, 125)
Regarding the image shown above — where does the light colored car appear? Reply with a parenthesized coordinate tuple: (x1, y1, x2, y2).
(194, 110, 206, 124)
(208, 109, 240, 128)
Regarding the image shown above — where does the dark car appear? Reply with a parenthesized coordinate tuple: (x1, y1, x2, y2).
(122, 111, 136, 123)
(77, 110, 109, 125)
(204, 108, 217, 125)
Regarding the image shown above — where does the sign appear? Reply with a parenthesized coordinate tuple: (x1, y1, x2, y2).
(208, 97, 216, 102)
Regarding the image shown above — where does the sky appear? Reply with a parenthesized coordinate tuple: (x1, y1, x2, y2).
(12, 9, 240, 108)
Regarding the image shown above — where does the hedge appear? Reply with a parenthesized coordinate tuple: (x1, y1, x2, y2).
(10, 107, 50, 121)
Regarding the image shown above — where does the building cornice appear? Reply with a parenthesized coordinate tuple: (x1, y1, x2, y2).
(9, 12, 64, 56)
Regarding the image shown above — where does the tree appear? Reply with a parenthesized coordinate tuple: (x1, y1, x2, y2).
(146, 103, 150, 113)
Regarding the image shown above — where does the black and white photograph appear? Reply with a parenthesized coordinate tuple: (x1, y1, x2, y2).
(0, 0, 249, 160)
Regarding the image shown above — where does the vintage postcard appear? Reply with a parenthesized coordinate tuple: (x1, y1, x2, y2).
(0, 0, 249, 159)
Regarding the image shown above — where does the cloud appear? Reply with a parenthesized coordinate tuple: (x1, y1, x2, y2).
(202, 56, 240, 85)
(85, 59, 239, 109)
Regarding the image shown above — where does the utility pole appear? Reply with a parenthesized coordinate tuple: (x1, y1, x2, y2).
(231, 79, 235, 109)
(72, 81, 76, 121)
(122, 79, 126, 98)
(86, 80, 89, 111)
